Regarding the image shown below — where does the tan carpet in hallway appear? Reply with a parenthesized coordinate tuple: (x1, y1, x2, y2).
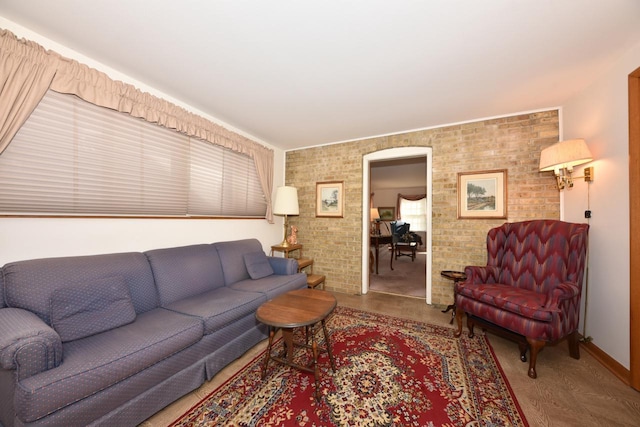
(369, 244, 426, 298)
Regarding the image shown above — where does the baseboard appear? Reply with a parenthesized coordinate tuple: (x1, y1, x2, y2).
(580, 337, 631, 386)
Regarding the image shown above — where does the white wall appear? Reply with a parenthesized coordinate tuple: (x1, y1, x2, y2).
(562, 39, 640, 369)
(0, 18, 286, 265)
(0, 216, 284, 265)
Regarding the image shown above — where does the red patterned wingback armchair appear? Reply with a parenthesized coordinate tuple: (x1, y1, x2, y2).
(454, 220, 589, 378)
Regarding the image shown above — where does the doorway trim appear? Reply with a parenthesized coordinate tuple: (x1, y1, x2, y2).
(629, 66, 639, 390)
(361, 147, 433, 303)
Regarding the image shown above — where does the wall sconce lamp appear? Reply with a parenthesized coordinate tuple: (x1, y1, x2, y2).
(370, 207, 380, 235)
(539, 138, 594, 190)
(273, 186, 299, 247)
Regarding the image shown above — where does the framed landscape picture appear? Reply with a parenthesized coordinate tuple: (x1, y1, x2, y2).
(377, 206, 395, 221)
(316, 181, 344, 217)
(457, 169, 507, 219)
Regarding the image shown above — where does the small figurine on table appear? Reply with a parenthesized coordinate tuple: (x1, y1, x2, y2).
(287, 225, 298, 245)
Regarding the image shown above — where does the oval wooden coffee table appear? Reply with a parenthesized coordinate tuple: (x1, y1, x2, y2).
(256, 288, 337, 400)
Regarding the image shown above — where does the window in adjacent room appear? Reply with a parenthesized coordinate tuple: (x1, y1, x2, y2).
(0, 90, 266, 217)
(399, 197, 427, 231)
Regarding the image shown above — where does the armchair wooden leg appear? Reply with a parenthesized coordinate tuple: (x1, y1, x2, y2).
(518, 341, 528, 362)
(567, 330, 580, 360)
(526, 338, 546, 379)
(454, 309, 464, 337)
(466, 315, 476, 338)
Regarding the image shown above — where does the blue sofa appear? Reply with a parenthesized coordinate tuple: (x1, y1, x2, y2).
(0, 239, 307, 427)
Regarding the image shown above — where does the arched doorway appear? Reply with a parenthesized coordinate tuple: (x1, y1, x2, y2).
(361, 147, 433, 303)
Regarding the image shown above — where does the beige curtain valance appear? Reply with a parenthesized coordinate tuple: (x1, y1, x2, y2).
(0, 29, 274, 221)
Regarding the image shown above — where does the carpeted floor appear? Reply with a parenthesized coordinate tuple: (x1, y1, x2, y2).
(170, 306, 527, 426)
(369, 245, 426, 299)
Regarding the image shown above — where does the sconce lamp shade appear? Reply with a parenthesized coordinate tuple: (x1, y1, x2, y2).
(539, 139, 593, 172)
(370, 208, 380, 221)
(273, 186, 299, 215)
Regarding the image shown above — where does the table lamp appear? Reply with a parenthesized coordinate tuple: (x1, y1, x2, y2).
(370, 207, 380, 235)
(273, 186, 299, 247)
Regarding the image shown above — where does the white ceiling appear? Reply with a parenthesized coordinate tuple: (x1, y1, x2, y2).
(1, 1, 640, 150)
(371, 158, 426, 189)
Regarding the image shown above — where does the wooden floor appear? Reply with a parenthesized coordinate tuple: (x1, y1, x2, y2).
(141, 292, 640, 427)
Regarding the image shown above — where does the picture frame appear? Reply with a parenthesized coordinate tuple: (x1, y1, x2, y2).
(377, 206, 395, 221)
(316, 181, 344, 218)
(457, 169, 507, 219)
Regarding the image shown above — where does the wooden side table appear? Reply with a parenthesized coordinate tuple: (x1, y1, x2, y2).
(271, 243, 312, 271)
(440, 270, 466, 324)
(270, 243, 303, 258)
(271, 243, 321, 288)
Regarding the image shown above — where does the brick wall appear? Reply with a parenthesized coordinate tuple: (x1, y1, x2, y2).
(286, 110, 560, 305)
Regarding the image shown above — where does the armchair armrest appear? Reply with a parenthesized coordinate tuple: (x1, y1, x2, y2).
(463, 265, 500, 284)
(544, 281, 581, 309)
(0, 308, 62, 380)
(267, 256, 298, 275)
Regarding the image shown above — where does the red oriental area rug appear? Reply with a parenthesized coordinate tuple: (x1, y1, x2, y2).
(171, 306, 528, 426)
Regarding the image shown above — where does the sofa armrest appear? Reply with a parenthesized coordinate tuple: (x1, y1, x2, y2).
(0, 308, 62, 380)
(268, 256, 298, 275)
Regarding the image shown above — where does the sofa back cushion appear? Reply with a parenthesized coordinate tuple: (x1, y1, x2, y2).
(214, 239, 264, 286)
(0, 271, 5, 308)
(145, 244, 225, 306)
(490, 220, 589, 294)
(50, 276, 136, 342)
(244, 251, 274, 279)
(3, 252, 158, 325)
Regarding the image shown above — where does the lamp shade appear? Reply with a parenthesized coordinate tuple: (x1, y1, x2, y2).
(539, 139, 593, 172)
(273, 186, 299, 215)
(370, 207, 380, 220)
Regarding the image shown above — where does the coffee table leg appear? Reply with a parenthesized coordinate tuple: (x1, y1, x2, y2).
(321, 319, 336, 371)
(311, 330, 320, 401)
(262, 327, 276, 379)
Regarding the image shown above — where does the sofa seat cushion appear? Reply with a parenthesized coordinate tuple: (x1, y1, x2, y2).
(50, 276, 136, 342)
(16, 308, 203, 423)
(163, 287, 266, 335)
(457, 282, 553, 322)
(229, 273, 308, 300)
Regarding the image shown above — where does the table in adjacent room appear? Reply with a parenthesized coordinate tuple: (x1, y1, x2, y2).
(370, 234, 393, 274)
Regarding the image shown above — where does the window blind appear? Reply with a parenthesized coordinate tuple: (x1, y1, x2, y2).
(0, 90, 266, 217)
(187, 138, 266, 216)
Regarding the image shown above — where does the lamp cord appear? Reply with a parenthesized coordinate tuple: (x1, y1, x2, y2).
(580, 184, 593, 343)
